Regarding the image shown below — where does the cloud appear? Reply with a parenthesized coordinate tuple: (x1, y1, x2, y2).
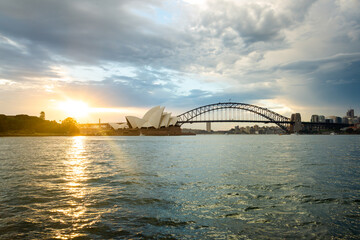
(0, 0, 184, 65)
(278, 53, 360, 73)
(0, 0, 359, 119)
(276, 52, 360, 107)
(195, 0, 316, 45)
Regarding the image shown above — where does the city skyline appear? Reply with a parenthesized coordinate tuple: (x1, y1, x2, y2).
(0, 0, 359, 123)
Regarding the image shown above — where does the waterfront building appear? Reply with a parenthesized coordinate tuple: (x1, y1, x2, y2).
(327, 116, 342, 124)
(336, 117, 342, 123)
(109, 123, 128, 130)
(342, 117, 349, 124)
(319, 115, 325, 123)
(311, 115, 319, 122)
(347, 109, 355, 118)
(325, 118, 334, 124)
(125, 106, 178, 129)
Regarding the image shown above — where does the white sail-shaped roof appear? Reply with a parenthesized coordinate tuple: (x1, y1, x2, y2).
(145, 106, 164, 128)
(141, 122, 153, 128)
(160, 112, 171, 128)
(126, 116, 146, 129)
(142, 106, 160, 121)
(125, 106, 177, 129)
(168, 116, 178, 126)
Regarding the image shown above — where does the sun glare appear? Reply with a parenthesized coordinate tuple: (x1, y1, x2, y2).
(57, 100, 90, 119)
(55, 99, 147, 122)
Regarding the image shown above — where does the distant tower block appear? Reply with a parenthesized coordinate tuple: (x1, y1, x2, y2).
(206, 122, 211, 132)
(40, 111, 45, 120)
(347, 109, 354, 118)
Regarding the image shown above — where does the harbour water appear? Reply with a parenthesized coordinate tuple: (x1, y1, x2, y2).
(0, 135, 359, 239)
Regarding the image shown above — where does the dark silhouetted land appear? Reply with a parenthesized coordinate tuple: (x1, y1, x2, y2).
(0, 114, 79, 136)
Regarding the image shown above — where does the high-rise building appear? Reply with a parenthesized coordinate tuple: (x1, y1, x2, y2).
(335, 117, 342, 124)
(325, 118, 334, 124)
(319, 115, 325, 122)
(347, 109, 355, 118)
(327, 116, 342, 124)
(311, 115, 319, 122)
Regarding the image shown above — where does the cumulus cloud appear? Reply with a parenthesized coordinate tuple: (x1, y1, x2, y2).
(194, 0, 315, 44)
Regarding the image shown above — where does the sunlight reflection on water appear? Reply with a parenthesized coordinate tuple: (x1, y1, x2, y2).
(52, 136, 92, 239)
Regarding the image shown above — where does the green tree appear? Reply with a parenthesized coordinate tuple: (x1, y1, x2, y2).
(61, 117, 80, 135)
(40, 111, 45, 120)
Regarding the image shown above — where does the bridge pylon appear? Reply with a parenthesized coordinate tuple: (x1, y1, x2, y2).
(289, 113, 302, 133)
(206, 122, 211, 132)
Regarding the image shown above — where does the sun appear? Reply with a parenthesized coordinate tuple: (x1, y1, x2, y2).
(57, 100, 91, 119)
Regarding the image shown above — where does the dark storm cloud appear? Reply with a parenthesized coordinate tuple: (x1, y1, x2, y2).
(278, 53, 360, 106)
(278, 53, 360, 73)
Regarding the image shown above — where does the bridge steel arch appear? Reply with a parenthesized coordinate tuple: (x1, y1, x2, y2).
(177, 102, 291, 132)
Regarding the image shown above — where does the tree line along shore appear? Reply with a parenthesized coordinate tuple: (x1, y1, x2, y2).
(0, 114, 80, 136)
(0, 114, 186, 136)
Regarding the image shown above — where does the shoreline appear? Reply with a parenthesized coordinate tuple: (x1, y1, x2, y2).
(1, 133, 359, 137)
(0, 132, 196, 137)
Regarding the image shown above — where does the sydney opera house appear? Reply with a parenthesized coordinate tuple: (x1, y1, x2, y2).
(107, 106, 183, 136)
(125, 106, 178, 129)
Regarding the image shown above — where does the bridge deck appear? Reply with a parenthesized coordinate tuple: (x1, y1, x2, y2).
(177, 120, 291, 124)
(178, 120, 350, 127)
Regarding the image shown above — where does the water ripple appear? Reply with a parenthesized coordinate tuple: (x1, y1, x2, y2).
(0, 135, 359, 239)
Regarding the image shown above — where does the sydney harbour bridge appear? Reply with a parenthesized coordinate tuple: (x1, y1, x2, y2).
(176, 102, 349, 133)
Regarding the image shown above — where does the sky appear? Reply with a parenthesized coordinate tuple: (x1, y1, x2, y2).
(0, 0, 359, 125)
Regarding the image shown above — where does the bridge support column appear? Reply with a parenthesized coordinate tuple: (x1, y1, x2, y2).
(206, 122, 211, 132)
(290, 113, 302, 133)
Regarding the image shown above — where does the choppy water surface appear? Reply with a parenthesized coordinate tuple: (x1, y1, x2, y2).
(0, 135, 359, 239)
